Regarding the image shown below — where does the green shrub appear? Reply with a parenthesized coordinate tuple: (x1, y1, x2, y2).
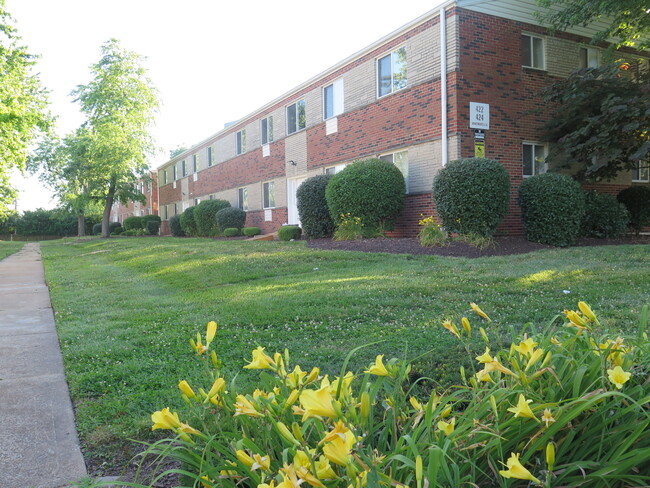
(518, 173, 585, 246)
(325, 158, 405, 233)
(109, 221, 122, 234)
(278, 225, 302, 241)
(223, 228, 241, 237)
(169, 215, 185, 237)
(297, 174, 336, 239)
(216, 207, 247, 232)
(242, 227, 261, 237)
(122, 229, 145, 236)
(146, 220, 160, 235)
(194, 199, 231, 236)
(581, 190, 630, 238)
(180, 207, 198, 236)
(122, 216, 144, 230)
(333, 213, 382, 240)
(142, 214, 161, 226)
(617, 185, 650, 234)
(432, 158, 510, 237)
(111, 225, 124, 235)
(92, 223, 102, 235)
(417, 215, 448, 247)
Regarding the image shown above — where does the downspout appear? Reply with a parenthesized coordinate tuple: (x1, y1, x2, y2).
(440, 5, 448, 166)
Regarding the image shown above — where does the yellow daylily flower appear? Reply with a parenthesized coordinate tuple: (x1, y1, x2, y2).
(296, 465, 326, 488)
(323, 434, 353, 466)
(541, 408, 555, 427)
(321, 420, 356, 448)
(233, 394, 265, 417)
(577, 301, 597, 321)
(498, 452, 542, 485)
(482, 357, 517, 377)
(475, 347, 492, 364)
(206, 321, 217, 346)
(300, 385, 338, 420)
(442, 320, 461, 339)
(507, 394, 539, 421)
(316, 456, 337, 480)
(328, 371, 355, 397)
(286, 365, 307, 388)
(258, 482, 276, 488)
(243, 346, 275, 370)
(252, 453, 271, 471)
(437, 417, 455, 435)
(236, 449, 255, 468)
(513, 337, 538, 357)
(607, 365, 632, 389)
(278, 464, 302, 488)
(178, 380, 196, 399)
(206, 377, 226, 401)
(470, 302, 491, 321)
(525, 348, 545, 371)
(305, 367, 320, 384)
(475, 369, 495, 383)
(364, 354, 389, 376)
(564, 309, 591, 333)
(409, 396, 423, 411)
(151, 407, 181, 431)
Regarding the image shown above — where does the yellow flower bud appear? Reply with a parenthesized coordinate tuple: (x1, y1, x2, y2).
(461, 316, 471, 334)
(577, 301, 596, 321)
(546, 442, 555, 471)
(276, 421, 299, 445)
(360, 391, 371, 421)
(285, 389, 300, 407)
(480, 327, 490, 344)
(415, 455, 423, 488)
(291, 422, 304, 442)
(490, 395, 498, 419)
(178, 380, 196, 399)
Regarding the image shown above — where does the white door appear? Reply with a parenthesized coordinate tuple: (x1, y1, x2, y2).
(287, 177, 307, 226)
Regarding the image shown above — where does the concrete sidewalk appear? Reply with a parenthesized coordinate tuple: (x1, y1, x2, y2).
(0, 243, 87, 488)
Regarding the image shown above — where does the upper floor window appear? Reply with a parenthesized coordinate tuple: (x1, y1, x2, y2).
(523, 143, 547, 177)
(236, 129, 246, 155)
(380, 150, 409, 192)
(192, 154, 198, 173)
(238, 187, 249, 211)
(377, 47, 407, 97)
(632, 162, 649, 182)
(181, 160, 187, 177)
(162, 169, 168, 185)
(263, 181, 276, 209)
(287, 100, 306, 134)
(207, 146, 213, 167)
(261, 116, 274, 145)
(579, 47, 600, 68)
(521, 34, 544, 69)
(173, 165, 177, 181)
(324, 79, 344, 119)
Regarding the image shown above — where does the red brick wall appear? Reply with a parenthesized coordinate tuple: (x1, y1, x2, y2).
(245, 208, 289, 235)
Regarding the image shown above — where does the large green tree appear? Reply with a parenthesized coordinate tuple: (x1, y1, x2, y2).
(0, 0, 51, 217)
(72, 38, 159, 238)
(537, 0, 650, 49)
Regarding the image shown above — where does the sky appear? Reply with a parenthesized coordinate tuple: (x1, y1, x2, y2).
(8, 0, 443, 211)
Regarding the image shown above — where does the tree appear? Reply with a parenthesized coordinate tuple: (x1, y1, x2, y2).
(536, 0, 650, 50)
(542, 63, 650, 181)
(72, 38, 159, 238)
(0, 0, 51, 217)
(170, 145, 188, 158)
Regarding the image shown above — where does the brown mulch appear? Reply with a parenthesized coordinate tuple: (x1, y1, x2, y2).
(305, 235, 650, 258)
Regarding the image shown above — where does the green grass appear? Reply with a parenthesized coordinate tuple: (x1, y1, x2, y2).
(39, 237, 650, 467)
(0, 241, 23, 260)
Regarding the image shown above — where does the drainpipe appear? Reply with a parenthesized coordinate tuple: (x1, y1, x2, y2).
(440, 5, 448, 166)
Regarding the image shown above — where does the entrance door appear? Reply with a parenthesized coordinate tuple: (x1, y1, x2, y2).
(287, 177, 307, 226)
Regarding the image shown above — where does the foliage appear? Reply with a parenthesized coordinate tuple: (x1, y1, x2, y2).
(111, 225, 123, 236)
(138, 301, 649, 488)
(454, 232, 495, 250)
(580, 190, 630, 238)
(542, 64, 650, 181)
(518, 173, 586, 246)
(326, 159, 405, 234)
(536, 0, 650, 50)
(333, 213, 383, 240)
(71, 38, 159, 237)
(14, 208, 78, 236)
(0, 1, 52, 218)
(242, 227, 262, 237)
(297, 174, 336, 239)
(278, 225, 302, 241)
(194, 199, 230, 236)
(617, 186, 650, 234)
(169, 146, 188, 159)
(122, 228, 146, 236)
(123, 216, 144, 231)
(223, 228, 241, 237)
(216, 207, 247, 232)
(418, 216, 448, 247)
(145, 220, 160, 236)
(92, 223, 102, 235)
(180, 206, 198, 236)
(432, 158, 511, 237)
(169, 215, 185, 237)
(0, 210, 17, 234)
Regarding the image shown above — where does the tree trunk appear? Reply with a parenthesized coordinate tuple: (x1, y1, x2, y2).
(102, 181, 116, 238)
(77, 210, 85, 237)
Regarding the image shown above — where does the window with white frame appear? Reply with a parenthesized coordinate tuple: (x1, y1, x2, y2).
(325, 163, 347, 175)
(261, 116, 273, 145)
(173, 165, 177, 181)
(521, 34, 545, 69)
(579, 47, 600, 68)
(238, 187, 249, 211)
(192, 155, 198, 173)
(323, 79, 344, 119)
(181, 160, 187, 177)
(162, 169, 168, 185)
(380, 151, 409, 192)
(523, 143, 547, 177)
(377, 47, 407, 98)
(263, 181, 275, 209)
(632, 161, 649, 182)
(207, 146, 213, 167)
(236, 130, 246, 155)
(287, 100, 306, 134)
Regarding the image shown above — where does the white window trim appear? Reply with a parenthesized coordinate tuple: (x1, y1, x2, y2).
(261, 116, 273, 145)
(579, 46, 600, 69)
(323, 78, 344, 120)
(376, 46, 408, 99)
(632, 162, 650, 182)
(522, 142, 548, 177)
(521, 33, 545, 70)
(238, 187, 249, 211)
(263, 181, 276, 209)
(287, 99, 306, 135)
(379, 150, 409, 192)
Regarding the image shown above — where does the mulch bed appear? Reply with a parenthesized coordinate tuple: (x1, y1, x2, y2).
(305, 235, 650, 258)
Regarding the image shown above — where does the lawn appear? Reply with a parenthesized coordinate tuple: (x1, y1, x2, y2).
(0, 240, 23, 260)
(40, 237, 650, 469)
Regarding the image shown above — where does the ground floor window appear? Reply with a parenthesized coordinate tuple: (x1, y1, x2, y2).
(263, 181, 276, 209)
(238, 187, 249, 211)
(632, 161, 649, 182)
(523, 143, 547, 177)
(380, 150, 409, 192)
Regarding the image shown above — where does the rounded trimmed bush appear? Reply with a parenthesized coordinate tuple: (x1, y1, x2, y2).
(146, 220, 160, 235)
(297, 174, 335, 239)
(123, 216, 144, 230)
(518, 173, 585, 247)
(216, 207, 247, 232)
(278, 225, 302, 241)
(223, 227, 241, 237)
(169, 215, 185, 237)
(111, 225, 124, 235)
(243, 227, 261, 237)
(92, 223, 102, 235)
(109, 221, 122, 234)
(180, 206, 198, 236)
(325, 158, 406, 232)
(432, 158, 510, 237)
(617, 186, 650, 234)
(580, 190, 630, 238)
(194, 199, 230, 236)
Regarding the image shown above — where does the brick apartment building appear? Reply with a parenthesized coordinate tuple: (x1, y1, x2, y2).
(156, 0, 650, 236)
(110, 172, 159, 224)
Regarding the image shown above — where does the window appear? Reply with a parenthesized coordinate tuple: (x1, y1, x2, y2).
(380, 151, 409, 192)
(194, 198, 200, 206)
(209, 194, 215, 200)
(579, 47, 600, 68)
(377, 47, 407, 97)
(632, 162, 649, 182)
(263, 181, 276, 208)
(238, 187, 249, 211)
(173, 165, 177, 181)
(287, 100, 306, 134)
(325, 163, 347, 175)
(261, 116, 273, 145)
(163, 205, 168, 220)
(236, 130, 246, 155)
(162, 169, 168, 185)
(521, 34, 544, 69)
(207, 146, 213, 167)
(324, 79, 344, 119)
(523, 143, 547, 177)
(174, 203, 179, 216)
(192, 155, 198, 173)
(181, 160, 187, 177)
